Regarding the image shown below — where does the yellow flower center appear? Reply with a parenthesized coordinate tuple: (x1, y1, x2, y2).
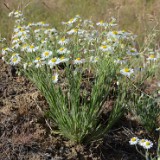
(141, 139, 145, 143)
(102, 45, 107, 49)
(69, 18, 74, 23)
(74, 28, 78, 32)
(51, 58, 56, 62)
(61, 37, 65, 42)
(146, 142, 151, 146)
(60, 48, 64, 51)
(149, 54, 155, 58)
(131, 137, 136, 142)
(52, 76, 56, 80)
(44, 52, 49, 56)
(60, 56, 64, 60)
(12, 57, 18, 62)
(20, 28, 24, 31)
(36, 57, 41, 61)
(124, 68, 130, 72)
(12, 53, 17, 56)
(131, 49, 135, 52)
(30, 45, 34, 49)
(113, 31, 118, 35)
(76, 58, 81, 61)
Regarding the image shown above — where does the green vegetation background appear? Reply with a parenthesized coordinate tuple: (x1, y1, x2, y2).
(0, 0, 160, 44)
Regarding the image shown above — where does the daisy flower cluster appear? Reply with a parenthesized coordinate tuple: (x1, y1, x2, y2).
(1, 10, 160, 83)
(129, 137, 153, 150)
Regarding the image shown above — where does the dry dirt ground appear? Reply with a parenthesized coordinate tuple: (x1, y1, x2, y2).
(0, 59, 158, 160)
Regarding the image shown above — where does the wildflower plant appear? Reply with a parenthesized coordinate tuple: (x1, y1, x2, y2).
(129, 136, 160, 160)
(1, 10, 160, 143)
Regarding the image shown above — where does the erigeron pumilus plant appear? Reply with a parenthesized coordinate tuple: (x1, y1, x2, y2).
(129, 133, 160, 160)
(1, 10, 160, 143)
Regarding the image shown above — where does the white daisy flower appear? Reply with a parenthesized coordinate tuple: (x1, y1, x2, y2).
(138, 139, 146, 147)
(34, 29, 41, 33)
(10, 53, 19, 58)
(28, 62, 33, 67)
(12, 37, 20, 44)
(35, 61, 44, 68)
(40, 40, 47, 46)
(127, 48, 139, 56)
(57, 47, 70, 55)
(10, 54, 21, 65)
(58, 37, 69, 45)
(28, 22, 36, 27)
(8, 11, 14, 17)
(2, 48, 13, 55)
(48, 58, 57, 68)
(99, 45, 108, 52)
(19, 34, 29, 42)
(56, 57, 69, 64)
(120, 68, 134, 77)
(27, 45, 39, 53)
(14, 26, 28, 33)
(147, 54, 158, 61)
(107, 31, 121, 39)
(12, 43, 21, 49)
(16, 30, 29, 37)
(34, 57, 41, 63)
(14, 13, 23, 18)
(52, 73, 58, 83)
(44, 28, 57, 35)
(99, 45, 113, 53)
(129, 137, 139, 145)
(9, 11, 23, 18)
(96, 20, 106, 27)
(108, 23, 117, 27)
(67, 18, 78, 25)
(73, 58, 85, 64)
(102, 40, 108, 45)
(77, 29, 86, 36)
(41, 50, 53, 59)
(143, 140, 153, 150)
(83, 19, 94, 27)
(67, 28, 78, 35)
(21, 44, 28, 51)
(37, 21, 49, 27)
(50, 28, 58, 35)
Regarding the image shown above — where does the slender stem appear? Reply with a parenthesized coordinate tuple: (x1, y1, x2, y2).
(135, 145, 146, 158)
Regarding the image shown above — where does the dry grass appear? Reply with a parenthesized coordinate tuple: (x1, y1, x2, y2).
(0, 0, 160, 44)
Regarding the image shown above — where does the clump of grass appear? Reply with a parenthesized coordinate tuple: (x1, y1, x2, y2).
(1, 10, 159, 144)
